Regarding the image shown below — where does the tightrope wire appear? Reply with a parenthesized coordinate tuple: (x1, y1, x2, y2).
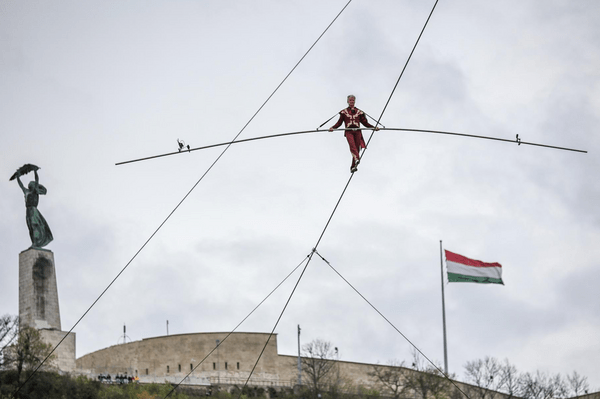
(116, 126, 585, 166)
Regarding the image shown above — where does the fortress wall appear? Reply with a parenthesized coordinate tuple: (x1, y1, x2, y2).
(76, 333, 515, 399)
(277, 354, 499, 399)
(76, 332, 281, 381)
(278, 354, 380, 388)
(276, 354, 301, 386)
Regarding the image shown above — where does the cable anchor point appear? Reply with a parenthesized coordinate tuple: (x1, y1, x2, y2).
(516, 134, 521, 146)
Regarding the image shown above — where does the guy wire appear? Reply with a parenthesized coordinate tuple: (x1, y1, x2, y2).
(164, 253, 312, 398)
(231, 251, 316, 399)
(313, 250, 471, 399)
(350, 2, 469, 396)
(197, 3, 447, 385)
(364, 0, 440, 150)
(14, 1, 353, 396)
(301, 1, 473, 398)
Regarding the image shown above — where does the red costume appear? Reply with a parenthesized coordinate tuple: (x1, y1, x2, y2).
(331, 107, 375, 170)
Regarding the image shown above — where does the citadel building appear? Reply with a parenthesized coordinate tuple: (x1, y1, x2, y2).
(17, 248, 598, 399)
(77, 331, 334, 387)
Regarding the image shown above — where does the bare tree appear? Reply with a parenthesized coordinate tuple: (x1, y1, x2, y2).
(520, 372, 546, 399)
(404, 349, 452, 399)
(548, 374, 568, 399)
(520, 371, 568, 399)
(498, 359, 523, 399)
(0, 315, 19, 370)
(369, 360, 409, 399)
(301, 339, 337, 398)
(464, 356, 505, 399)
(463, 357, 590, 399)
(566, 371, 589, 397)
(3, 325, 55, 382)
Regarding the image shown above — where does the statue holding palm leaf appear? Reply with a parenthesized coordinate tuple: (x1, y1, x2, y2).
(11, 164, 53, 248)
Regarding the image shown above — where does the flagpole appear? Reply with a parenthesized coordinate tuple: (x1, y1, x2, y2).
(440, 240, 449, 375)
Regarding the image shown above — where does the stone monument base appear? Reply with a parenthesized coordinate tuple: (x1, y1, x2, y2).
(19, 248, 61, 330)
(19, 248, 76, 373)
(40, 329, 76, 373)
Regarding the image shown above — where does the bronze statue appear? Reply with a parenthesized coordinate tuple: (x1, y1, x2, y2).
(10, 164, 53, 248)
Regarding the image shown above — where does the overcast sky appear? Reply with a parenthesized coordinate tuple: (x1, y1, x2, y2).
(1, 0, 599, 391)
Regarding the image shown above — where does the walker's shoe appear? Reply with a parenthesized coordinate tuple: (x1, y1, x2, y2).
(350, 165, 358, 173)
(355, 157, 360, 166)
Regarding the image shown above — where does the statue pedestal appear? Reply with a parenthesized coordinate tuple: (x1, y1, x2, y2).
(19, 248, 61, 330)
(39, 329, 76, 372)
(19, 248, 75, 372)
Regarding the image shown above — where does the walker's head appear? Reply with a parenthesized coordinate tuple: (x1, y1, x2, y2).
(28, 181, 36, 190)
(347, 94, 356, 108)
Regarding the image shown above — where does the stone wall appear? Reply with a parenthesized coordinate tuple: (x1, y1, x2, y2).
(40, 329, 76, 372)
(76, 332, 514, 399)
(278, 354, 404, 391)
(76, 332, 284, 384)
(278, 354, 522, 399)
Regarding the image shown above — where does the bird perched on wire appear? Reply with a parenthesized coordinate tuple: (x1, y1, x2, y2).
(177, 139, 191, 152)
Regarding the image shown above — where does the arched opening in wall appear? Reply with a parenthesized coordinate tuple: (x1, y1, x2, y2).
(178, 364, 181, 372)
(167, 365, 170, 374)
(225, 362, 228, 370)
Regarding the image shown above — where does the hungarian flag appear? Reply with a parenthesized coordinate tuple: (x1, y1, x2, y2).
(445, 250, 504, 285)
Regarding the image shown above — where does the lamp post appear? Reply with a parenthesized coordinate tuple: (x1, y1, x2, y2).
(297, 325, 302, 386)
(334, 347, 340, 388)
(216, 339, 220, 385)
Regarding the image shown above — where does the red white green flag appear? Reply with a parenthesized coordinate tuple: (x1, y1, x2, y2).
(445, 250, 504, 285)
